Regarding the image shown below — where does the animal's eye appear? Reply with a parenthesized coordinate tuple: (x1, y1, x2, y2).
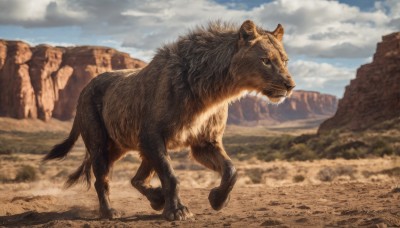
(283, 59, 289, 67)
(261, 58, 271, 66)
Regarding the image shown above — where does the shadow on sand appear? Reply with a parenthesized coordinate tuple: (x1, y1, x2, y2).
(0, 208, 163, 226)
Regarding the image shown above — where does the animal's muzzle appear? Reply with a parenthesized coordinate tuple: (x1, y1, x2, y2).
(284, 82, 296, 90)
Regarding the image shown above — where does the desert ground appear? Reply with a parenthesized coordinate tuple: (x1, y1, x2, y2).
(0, 117, 399, 227)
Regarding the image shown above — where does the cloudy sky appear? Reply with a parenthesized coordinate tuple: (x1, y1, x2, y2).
(0, 0, 399, 97)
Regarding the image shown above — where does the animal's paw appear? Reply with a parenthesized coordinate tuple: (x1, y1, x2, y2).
(100, 208, 120, 220)
(208, 187, 231, 211)
(147, 187, 165, 211)
(163, 204, 193, 221)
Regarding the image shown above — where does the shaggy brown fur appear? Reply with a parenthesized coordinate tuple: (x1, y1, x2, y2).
(43, 20, 295, 221)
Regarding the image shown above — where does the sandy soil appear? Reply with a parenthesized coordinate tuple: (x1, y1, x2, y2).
(0, 152, 399, 227)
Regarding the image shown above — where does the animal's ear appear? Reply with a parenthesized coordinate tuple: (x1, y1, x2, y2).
(239, 20, 259, 44)
(272, 24, 284, 41)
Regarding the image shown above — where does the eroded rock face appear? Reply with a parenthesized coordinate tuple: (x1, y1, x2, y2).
(228, 96, 273, 125)
(0, 41, 6, 70)
(0, 41, 37, 119)
(270, 91, 338, 121)
(112, 51, 145, 69)
(319, 32, 400, 132)
(52, 46, 115, 120)
(29, 45, 63, 121)
(228, 90, 338, 125)
(0, 40, 146, 121)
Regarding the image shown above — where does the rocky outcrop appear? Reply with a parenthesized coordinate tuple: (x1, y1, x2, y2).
(319, 32, 400, 132)
(0, 41, 37, 119)
(228, 90, 338, 125)
(0, 40, 6, 69)
(228, 96, 272, 125)
(29, 45, 63, 120)
(0, 40, 146, 121)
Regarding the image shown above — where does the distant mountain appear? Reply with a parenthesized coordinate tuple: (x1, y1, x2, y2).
(228, 90, 338, 125)
(0, 40, 145, 121)
(319, 32, 400, 133)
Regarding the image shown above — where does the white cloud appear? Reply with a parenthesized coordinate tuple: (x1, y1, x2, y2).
(0, 0, 398, 60)
(248, 0, 393, 59)
(0, 0, 87, 27)
(288, 60, 355, 97)
(376, 0, 400, 17)
(0, 0, 51, 21)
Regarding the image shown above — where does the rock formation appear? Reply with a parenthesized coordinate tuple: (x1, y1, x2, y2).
(0, 40, 146, 121)
(228, 90, 338, 125)
(29, 45, 63, 120)
(0, 41, 37, 119)
(319, 32, 400, 132)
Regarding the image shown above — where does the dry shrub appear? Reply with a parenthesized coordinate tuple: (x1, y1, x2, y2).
(317, 165, 357, 182)
(0, 173, 11, 183)
(379, 167, 400, 177)
(362, 170, 374, 178)
(288, 143, 316, 161)
(335, 165, 356, 178)
(317, 167, 336, 182)
(293, 174, 305, 183)
(370, 140, 394, 156)
(15, 165, 38, 182)
(362, 167, 400, 178)
(264, 167, 288, 180)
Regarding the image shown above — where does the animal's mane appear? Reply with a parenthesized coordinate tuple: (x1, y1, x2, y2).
(153, 21, 242, 102)
(152, 21, 275, 104)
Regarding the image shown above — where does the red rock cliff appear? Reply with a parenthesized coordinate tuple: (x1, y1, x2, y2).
(228, 90, 338, 125)
(319, 32, 400, 132)
(0, 41, 37, 119)
(0, 40, 146, 121)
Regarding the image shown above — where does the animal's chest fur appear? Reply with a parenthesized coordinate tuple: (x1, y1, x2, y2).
(166, 104, 224, 150)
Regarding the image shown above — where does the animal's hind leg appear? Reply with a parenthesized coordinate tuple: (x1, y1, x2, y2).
(81, 129, 119, 219)
(191, 141, 237, 211)
(131, 159, 165, 211)
(92, 151, 119, 219)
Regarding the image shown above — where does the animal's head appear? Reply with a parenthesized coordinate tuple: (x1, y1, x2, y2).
(230, 20, 296, 103)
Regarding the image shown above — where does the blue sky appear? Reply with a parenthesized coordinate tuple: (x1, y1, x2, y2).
(0, 0, 399, 97)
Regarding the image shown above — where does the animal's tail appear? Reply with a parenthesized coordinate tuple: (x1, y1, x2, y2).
(64, 151, 92, 189)
(43, 118, 80, 161)
(43, 116, 92, 188)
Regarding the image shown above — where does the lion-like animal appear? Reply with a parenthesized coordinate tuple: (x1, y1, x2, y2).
(43, 20, 295, 221)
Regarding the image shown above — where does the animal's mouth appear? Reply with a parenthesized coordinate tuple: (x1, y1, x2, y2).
(262, 89, 288, 103)
(262, 89, 287, 98)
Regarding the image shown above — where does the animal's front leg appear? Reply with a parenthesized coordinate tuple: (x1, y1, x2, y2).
(191, 141, 237, 210)
(140, 135, 193, 221)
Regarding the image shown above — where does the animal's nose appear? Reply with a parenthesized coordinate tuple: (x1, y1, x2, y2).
(285, 83, 296, 90)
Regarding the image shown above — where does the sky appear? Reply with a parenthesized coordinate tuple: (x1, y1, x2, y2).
(0, 0, 399, 97)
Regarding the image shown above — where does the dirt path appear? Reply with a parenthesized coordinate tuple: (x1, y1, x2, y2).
(1, 154, 400, 227)
(0, 180, 399, 227)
